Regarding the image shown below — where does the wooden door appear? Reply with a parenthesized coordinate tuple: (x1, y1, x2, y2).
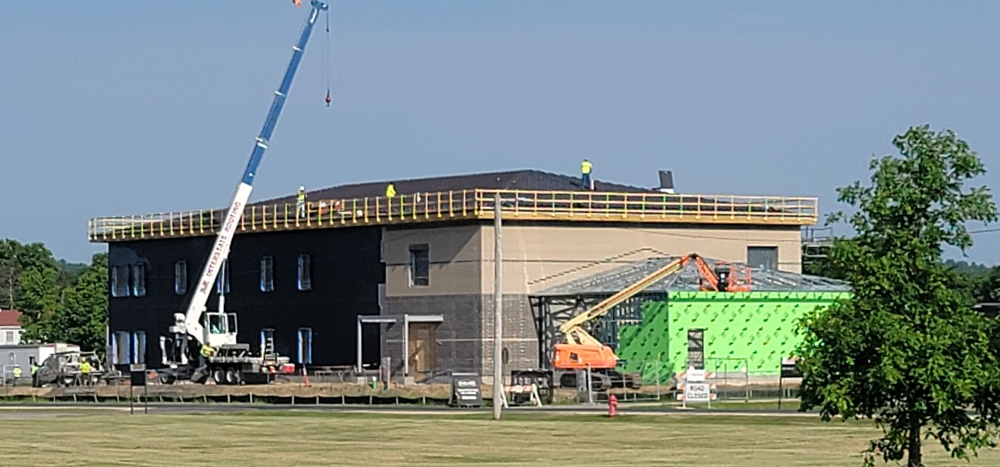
(408, 323, 437, 375)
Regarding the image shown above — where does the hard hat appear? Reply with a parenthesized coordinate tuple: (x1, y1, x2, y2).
(299, 186, 305, 191)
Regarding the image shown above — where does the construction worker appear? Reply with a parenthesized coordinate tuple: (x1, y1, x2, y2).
(79, 358, 92, 386)
(297, 186, 307, 219)
(12, 365, 21, 383)
(386, 182, 397, 199)
(581, 159, 593, 190)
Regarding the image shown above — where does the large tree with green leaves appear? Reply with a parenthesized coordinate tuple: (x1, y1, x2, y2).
(0, 239, 58, 310)
(0, 239, 106, 352)
(797, 126, 999, 467)
(55, 253, 108, 351)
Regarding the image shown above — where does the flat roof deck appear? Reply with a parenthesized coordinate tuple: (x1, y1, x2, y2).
(88, 188, 818, 242)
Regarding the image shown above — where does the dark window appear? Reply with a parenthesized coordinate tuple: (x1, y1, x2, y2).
(747, 246, 779, 271)
(113, 331, 131, 364)
(133, 331, 147, 364)
(297, 255, 312, 291)
(260, 256, 274, 292)
(216, 259, 230, 294)
(175, 261, 188, 295)
(131, 263, 146, 297)
(298, 327, 313, 364)
(111, 265, 130, 297)
(409, 244, 429, 287)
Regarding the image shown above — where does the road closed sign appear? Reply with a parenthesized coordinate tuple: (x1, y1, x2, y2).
(685, 382, 711, 402)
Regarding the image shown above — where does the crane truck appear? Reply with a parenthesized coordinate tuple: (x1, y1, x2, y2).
(550, 253, 751, 390)
(157, 1, 330, 385)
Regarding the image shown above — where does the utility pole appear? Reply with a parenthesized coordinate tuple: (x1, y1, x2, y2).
(493, 193, 503, 420)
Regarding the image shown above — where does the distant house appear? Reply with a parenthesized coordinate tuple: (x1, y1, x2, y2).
(0, 310, 24, 345)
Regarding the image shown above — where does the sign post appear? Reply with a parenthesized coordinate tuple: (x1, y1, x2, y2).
(778, 357, 802, 409)
(129, 364, 146, 415)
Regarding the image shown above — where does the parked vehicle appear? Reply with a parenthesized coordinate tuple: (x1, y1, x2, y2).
(33, 350, 114, 388)
(0, 343, 80, 385)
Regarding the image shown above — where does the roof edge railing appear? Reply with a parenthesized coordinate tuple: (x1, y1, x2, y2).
(88, 189, 818, 241)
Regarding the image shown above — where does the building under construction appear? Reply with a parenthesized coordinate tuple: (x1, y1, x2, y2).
(529, 256, 850, 383)
(89, 169, 820, 378)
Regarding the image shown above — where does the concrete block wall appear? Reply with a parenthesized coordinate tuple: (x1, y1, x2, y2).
(480, 294, 538, 379)
(384, 295, 484, 375)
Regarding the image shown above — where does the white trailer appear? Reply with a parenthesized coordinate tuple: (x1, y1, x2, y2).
(0, 343, 80, 383)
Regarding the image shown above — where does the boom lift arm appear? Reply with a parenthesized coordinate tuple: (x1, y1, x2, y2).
(559, 254, 694, 347)
(176, 1, 329, 350)
(556, 253, 751, 367)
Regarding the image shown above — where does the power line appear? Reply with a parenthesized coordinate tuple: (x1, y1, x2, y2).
(970, 227, 1000, 235)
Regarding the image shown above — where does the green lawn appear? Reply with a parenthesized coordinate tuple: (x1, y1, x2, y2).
(1, 409, 998, 466)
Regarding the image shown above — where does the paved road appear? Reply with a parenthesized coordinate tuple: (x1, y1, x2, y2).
(0, 402, 812, 417)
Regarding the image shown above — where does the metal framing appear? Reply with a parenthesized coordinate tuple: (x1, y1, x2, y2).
(536, 256, 850, 298)
(528, 256, 850, 367)
(528, 292, 666, 369)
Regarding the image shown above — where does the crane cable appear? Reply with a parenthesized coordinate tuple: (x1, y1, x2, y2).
(324, 8, 332, 107)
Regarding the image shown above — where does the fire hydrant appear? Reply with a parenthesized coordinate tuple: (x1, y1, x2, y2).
(608, 393, 618, 417)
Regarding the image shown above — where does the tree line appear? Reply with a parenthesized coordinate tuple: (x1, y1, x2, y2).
(805, 247, 1000, 304)
(0, 241, 107, 352)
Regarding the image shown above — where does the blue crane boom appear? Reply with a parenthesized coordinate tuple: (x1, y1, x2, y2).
(179, 0, 329, 348)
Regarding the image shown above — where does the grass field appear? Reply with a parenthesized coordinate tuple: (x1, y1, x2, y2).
(1, 409, 999, 466)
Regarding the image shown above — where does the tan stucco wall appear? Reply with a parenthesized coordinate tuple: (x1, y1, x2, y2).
(383, 225, 483, 297)
(384, 222, 801, 297)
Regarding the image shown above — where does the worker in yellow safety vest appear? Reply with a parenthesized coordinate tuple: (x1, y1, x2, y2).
(297, 186, 307, 219)
(386, 182, 397, 199)
(79, 359, 92, 386)
(12, 366, 21, 381)
(581, 159, 593, 190)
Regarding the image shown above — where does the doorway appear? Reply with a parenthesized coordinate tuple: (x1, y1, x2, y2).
(687, 329, 705, 370)
(407, 322, 437, 376)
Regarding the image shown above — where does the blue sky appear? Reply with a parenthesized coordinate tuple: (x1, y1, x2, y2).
(2, 1, 998, 264)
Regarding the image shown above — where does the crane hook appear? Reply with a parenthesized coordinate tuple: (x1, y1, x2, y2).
(325, 89, 332, 107)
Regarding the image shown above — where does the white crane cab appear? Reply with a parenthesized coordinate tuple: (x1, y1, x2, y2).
(204, 312, 239, 349)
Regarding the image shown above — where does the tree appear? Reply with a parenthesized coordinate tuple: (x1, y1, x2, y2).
(17, 267, 63, 343)
(796, 126, 999, 467)
(802, 237, 851, 280)
(0, 239, 59, 310)
(944, 259, 991, 278)
(977, 266, 1000, 303)
(0, 240, 108, 352)
(55, 253, 108, 352)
